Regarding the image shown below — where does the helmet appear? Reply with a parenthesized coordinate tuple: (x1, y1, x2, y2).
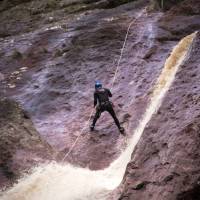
(95, 81, 102, 89)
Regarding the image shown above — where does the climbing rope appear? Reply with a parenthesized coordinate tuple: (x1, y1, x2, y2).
(62, 109, 95, 162)
(110, 19, 136, 91)
(62, 12, 143, 162)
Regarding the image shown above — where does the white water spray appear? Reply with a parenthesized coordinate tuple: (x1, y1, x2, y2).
(0, 33, 196, 200)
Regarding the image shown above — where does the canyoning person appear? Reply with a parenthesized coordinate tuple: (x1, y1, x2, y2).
(90, 81, 125, 134)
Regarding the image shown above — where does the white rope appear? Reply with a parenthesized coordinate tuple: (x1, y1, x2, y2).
(61, 109, 95, 162)
(110, 20, 136, 90)
(62, 17, 137, 162)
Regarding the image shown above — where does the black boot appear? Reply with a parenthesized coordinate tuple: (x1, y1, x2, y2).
(90, 125, 95, 131)
(119, 127, 125, 135)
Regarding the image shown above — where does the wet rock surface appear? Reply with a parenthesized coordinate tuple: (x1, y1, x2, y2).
(0, 99, 53, 188)
(0, 0, 163, 174)
(0, 0, 155, 187)
(118, 32, 200, 200)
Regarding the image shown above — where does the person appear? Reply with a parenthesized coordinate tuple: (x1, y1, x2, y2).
(90, 81, 125, 134)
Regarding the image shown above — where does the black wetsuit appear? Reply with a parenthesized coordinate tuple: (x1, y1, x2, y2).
(91, 88, 121, 130)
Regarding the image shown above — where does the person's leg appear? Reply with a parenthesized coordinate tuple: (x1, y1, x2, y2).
(106, 105, 121, 130)
(90, 107, 101, 130)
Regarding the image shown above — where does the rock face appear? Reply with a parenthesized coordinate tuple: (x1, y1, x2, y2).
(118, 32, 200, 200)
(0, 99, 52, 188)
(0, 0, 161, 172)
(0, 0, 200, 198)
(0, 0, 138, 37)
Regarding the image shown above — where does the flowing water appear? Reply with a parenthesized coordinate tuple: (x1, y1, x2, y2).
(0, 33, 196, 200)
